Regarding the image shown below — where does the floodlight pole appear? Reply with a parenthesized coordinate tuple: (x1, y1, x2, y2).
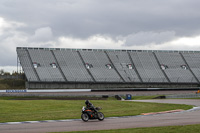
(17, 56, 19, 79)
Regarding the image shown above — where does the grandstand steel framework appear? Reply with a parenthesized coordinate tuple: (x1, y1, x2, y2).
(17, 47, 200, 89)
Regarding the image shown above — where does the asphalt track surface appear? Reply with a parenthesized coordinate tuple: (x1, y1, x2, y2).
(1, 99, 200, 133)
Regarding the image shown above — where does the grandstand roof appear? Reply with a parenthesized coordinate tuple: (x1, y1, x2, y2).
(17, 47, 200, 53)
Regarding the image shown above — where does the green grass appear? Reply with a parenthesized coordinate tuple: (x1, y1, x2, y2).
(121, 95, 166, 100)
(55, 124, 200, 133)
(0, 99, 192, 123)
(131, 95, 163, 100)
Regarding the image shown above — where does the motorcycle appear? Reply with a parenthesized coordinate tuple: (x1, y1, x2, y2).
(81, 106, 104, 122)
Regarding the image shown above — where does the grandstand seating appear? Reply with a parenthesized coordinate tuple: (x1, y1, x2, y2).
(182, 52, 200, 82)
(28, 49, 65, 82)
(17, 49, 39, 81)
(79, 51, 122, 82)
(107, 51, 140, 82)
(17, 47, 200, 84)
(53, 50, 93, 82)
(129, 52, 168, 82)
(155, 52, 197, 83)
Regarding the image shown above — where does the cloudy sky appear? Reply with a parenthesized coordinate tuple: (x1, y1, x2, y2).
(1, 0, 200, 72)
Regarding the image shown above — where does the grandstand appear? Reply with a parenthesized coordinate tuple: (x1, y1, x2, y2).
(16, 47, 200, 89)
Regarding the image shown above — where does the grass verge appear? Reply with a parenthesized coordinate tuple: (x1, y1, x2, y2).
(131, 95, 164, 100)
(0, 98, 192, 123)
(55, 124, 200, 133)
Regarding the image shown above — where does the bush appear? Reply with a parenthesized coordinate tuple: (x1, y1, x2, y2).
(0, 79, 25, 89)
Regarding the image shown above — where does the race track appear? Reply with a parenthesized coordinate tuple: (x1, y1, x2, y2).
(1, 99, 200, 133)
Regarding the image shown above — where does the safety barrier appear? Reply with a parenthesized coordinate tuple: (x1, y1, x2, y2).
(6, 90, 27, 93)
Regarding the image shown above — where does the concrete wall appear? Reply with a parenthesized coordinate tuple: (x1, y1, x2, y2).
(26, 82, 199, 89)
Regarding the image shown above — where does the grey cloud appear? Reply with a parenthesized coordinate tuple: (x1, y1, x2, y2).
(1, 0, 200, 67)
(29, 27, 53, 42)
(124, 31, 176, 46)
(1, 0, 200, 38)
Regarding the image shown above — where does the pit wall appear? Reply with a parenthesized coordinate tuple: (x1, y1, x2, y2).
(26, 82, 199, 89)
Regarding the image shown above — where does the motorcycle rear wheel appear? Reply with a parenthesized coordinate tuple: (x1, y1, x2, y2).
(97, 112, 104, 121)
(81, 113, 89, 122)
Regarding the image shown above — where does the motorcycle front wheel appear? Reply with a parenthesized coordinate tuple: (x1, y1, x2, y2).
(81, 113, 89, 122)
(97, 112, 104, 121)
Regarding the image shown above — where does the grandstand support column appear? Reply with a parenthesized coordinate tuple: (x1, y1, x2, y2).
(51, 50, 68, 82)
(104, 51, 126, 83)
(127, 51, 143, 83)
(26, 49, 41, 81)
(152, 52, 171, 83)
(17, 56, 19, 79)
(179, 52, 199, 83)
(77, 51, 96, 83)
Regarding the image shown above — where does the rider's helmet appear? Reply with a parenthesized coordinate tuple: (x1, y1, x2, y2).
(85, 100, 90, 105)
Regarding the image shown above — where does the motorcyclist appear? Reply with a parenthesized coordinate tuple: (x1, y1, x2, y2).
(85, 100, 97, 112)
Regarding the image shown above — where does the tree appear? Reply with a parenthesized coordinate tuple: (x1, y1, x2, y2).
(12, 71, 18, 75)
(4, 72, 11, 75)
(0, 69, 4, 75)
(12, 71, 24, 75)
